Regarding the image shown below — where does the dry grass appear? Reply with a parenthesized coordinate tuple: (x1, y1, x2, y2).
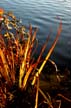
(0, 9, 71, 108)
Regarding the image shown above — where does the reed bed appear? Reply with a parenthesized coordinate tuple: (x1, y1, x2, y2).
(0, 8, 71, 108)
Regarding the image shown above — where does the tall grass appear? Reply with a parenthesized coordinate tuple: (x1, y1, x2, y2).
(1, 9, 71, 108)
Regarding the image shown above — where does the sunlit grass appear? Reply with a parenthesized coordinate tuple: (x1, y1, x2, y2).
(1, 8, 71, 108)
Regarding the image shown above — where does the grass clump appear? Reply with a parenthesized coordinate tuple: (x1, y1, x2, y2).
(1, 8, 70, 108)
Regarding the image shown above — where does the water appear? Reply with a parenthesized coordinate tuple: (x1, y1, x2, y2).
(0, 0, 71, 69)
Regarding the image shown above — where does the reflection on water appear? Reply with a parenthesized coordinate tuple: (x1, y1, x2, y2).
(0, 0, 71, 69)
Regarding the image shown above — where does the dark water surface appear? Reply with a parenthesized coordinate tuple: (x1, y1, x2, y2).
(0, 0, 71, 69)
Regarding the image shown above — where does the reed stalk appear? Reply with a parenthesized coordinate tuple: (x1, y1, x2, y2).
(1, 9, 69, 108)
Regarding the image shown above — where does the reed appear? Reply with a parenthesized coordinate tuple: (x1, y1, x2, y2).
(1, 9, 70, 108)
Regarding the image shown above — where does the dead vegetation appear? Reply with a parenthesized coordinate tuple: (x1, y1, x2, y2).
(0, 8, 71, 108)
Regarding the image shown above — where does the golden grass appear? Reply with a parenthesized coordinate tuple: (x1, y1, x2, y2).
(1, 9, 71, 108)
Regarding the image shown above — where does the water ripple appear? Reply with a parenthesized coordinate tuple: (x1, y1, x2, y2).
(0, 0, 71, 68)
